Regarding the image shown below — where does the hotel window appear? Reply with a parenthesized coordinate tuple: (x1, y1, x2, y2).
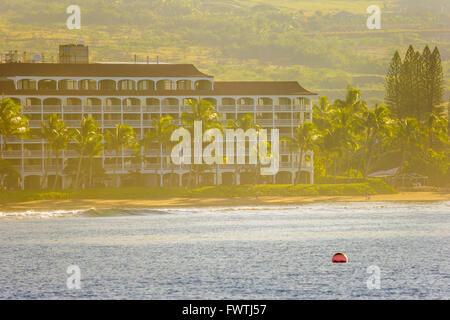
(79, 79, 97, 90)
(176, 80, 192, 90)
(99, 80, 116, 90)
(38, 79, 57, 90)
(119, 80, 136, 90)
(58, 79, 77, 90)
(156, 80, 175, 90)
(195, 80, 212, 90)
(18, 79, 36, 90)
(138, 80, 155, 90)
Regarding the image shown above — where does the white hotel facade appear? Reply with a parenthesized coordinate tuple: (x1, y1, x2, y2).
(0, 57, 315, 189)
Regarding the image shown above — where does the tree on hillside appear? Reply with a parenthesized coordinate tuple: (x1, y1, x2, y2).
(385, 51, 402, 118)
(385, 45, 444, 121)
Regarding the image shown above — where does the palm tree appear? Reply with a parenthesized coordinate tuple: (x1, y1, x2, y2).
(226, 114, 260, 185)
(360, 104, 392, 176)
(104, 124, 136, 188)
(283, 122, 317, 185)
(318, 127, 342, 184)
(71, 117, 100, 188)
(181, 98, 221, 186)
(142, 116, 175, 187)
(329, 89, 366, 181)
(396, 118, 422, 170)
(0, 97, 29, 158)
(181, 98, 221, 130)
(85, 133, 104, 188)
(38, 114, 72, 189)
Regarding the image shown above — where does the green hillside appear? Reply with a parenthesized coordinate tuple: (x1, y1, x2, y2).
(0, 0, 449, 105)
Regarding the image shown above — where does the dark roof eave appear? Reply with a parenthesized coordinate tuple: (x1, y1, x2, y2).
(0, 63, 213, 78)
(0, 89, 317, 96)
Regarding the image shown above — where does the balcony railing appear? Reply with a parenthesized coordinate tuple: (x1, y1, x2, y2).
(256, 119, 273, 126)
(63, 105, 82, 112)
(142, 106, 160, 113)
(22, 105, 42, 113)
(123, 105, 141, 113)
(123, 120, 141, 127)
(274, 119, 292, 126)
(64, 120, 82, 127)
(103, 120, 121, 127)
(24, 165, 42, 173)
(42, 105, 62, 112)
(180, 105, 192, 113)
(237, 105, 254, 112)
(256, 105, 273, 112)
(161, 105, 179, 112)
(218, 105, 236, 112)
(103, 105, 121, 112)
(29, 120, 42, 128)
(63, 150, 79, 157)
(2, 150, 22, 158)
(274, 105, 292, 112)
(144, 148, 160, 156)
(142, 120, 155, 127)
(6, 136, 23, 143)
(84, 105, 102, 112)
(143, 163, 160, 170)
(23, 150, 43, 157)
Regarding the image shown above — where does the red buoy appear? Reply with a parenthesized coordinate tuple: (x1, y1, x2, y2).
(332, 253, 348, 263)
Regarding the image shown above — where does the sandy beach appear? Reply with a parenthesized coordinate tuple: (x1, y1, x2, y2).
(1, 192, 449, 212)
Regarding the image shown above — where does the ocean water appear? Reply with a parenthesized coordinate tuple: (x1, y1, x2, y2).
(0, 202, 449, 300)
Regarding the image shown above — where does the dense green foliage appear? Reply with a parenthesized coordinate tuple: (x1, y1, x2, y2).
(312, 83, 449, 186)
(385, 46, 444, 120)
(0, 179, 396, 204)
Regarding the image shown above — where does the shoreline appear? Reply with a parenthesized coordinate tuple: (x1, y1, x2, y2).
(0, 192, 449, 212)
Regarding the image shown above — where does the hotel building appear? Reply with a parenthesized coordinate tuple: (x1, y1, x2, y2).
(0, 45, 316, 189)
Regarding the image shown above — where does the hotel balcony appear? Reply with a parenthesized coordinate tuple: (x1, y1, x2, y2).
(42, 105, 62, 113)
(84, 105, 102, 112)
(29, 120, 42, 128)
(123, 120, 141, 127)
(237, 105, 255, 112)
(161, 105, 179, 113)
(23, 165, 43, 173)
(218, 105, 236, 113)
(142, 106, 160, 113)
(2, 150, 23, 158)
(103, 120, 121, 127)
(22, 105, 42, 113)
(23, 150, 43, 158)
(103, 105, 122, 112)
(123, 105, 141, 113)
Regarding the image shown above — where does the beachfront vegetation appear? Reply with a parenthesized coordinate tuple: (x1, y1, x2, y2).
(0, 178, 396, 204)
(309, 45, 449, 187)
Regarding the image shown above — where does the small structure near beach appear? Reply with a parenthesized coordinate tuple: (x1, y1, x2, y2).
(332, 253, 348, 263)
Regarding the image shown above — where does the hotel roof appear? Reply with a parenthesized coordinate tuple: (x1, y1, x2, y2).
(0, 63, 316, 96)
(0, 63, 213, 78)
